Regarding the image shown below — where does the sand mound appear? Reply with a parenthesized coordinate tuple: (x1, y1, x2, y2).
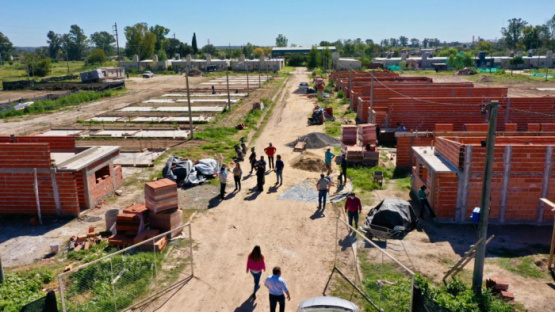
(290, 151, 326, 172)
(287, 132, 340, 149)
(478, 75, 493, 82)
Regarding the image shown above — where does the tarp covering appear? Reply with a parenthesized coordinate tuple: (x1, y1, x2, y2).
(163, 156, 219, 185)
(361, 198, 417, 235)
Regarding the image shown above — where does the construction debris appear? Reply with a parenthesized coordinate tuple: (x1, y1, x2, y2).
(290, 152, 326, 172)
(455, 67, 477, 75)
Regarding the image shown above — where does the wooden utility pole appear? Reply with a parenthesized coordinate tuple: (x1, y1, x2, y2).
(472, 100, 498, 295)
(0, 256, 4, 283)
(226, 70, 231, 111)
(34, 168, 43, 225)
(246, 64, 250, 97)
(185, 70, 194, 139)
(258, 67, 261, 88)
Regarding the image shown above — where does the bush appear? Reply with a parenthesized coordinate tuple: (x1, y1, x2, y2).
(0, 269, 54, 312)
(337, 90, 344, 98)
(287, 54, 306, 66)
(87, 49, 107, 65)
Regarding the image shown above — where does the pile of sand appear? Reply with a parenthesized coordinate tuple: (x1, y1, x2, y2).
(290, 151, 326, 172)
(286, 132, 340, 149)
(478, 75, 494, 83)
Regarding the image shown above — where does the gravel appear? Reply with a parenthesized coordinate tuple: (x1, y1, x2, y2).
(286, 132, 340, 149)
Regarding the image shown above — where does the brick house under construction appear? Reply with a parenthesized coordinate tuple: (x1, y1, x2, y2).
(0, 136, 123, 216)
(412, 136, 555, 224)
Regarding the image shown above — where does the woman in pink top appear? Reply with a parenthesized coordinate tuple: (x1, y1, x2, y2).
(246, 245, 266, 299)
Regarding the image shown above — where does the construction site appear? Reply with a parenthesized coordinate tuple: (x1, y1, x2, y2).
(1, 58, 555, 312)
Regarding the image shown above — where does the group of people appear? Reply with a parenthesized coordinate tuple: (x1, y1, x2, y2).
(246, 245, 291, 312)
(218, 143, 285, 200)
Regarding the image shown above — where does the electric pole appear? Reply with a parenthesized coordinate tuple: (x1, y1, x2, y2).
(370, 72, 374, 123)
(226, 69, 231, 111)
(472, 100, 499, 295)
(258, 66, 261, 88)
(246, 63, 250, 97)
(113, 23, 120, 62)
(0, 256, 4, 283)
(185, 70, 194, 139)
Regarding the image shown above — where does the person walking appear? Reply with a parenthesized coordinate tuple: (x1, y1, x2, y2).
(418, 185, 436, 219)
(345, 192, 362, 232)
(233, 162, 243, 191)
(264, 143, 277, 170)
(275, 155, 284, 186)
(316, 173, 333, 211)
(264, 266, 290, 312)
(338, 153, 347, 185)
(219, 164, 228, 200)
(249, 147, 257, 174)
(246, 245, 266, 299)
(256, 159, 266, 192)
(324, 148, 335, 176)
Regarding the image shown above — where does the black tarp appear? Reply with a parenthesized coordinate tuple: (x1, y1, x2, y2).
(361, 198, 418, 237)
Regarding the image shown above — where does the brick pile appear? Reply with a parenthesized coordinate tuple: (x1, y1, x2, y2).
(145, 179, 179, 214)
(486, 277, 514, 303)
(341, 125, 357, 145)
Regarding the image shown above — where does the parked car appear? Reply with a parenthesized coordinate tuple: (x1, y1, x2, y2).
(306, 87, 317, 94)
(142, 71, 154, 78)
(299, 82, 309, 89)
(297, 296, 358, 312)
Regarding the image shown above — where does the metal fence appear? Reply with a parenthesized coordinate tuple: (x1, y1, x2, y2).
(323, 216, 415, 312)
(58, 223, 193, 312)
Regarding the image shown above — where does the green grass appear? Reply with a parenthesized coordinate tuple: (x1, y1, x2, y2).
(348, 165, 394, 193)
(0, 89, 124, 119)
(0, 60, 119, 82)
(0, 268, 54, 312)
(396, 176, 412, 191)
(496, 256, 547, 279)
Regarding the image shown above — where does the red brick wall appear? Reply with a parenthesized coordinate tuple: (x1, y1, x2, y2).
(432, 173, 458, 219)
(0, 136, 75, 151)
(396, 136, 433, 167)
(87, 164, 123, 207)
(434, 137, 463, 168)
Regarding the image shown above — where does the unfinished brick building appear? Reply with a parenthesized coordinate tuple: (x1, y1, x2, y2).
(412, 136, 555, 224)
(0, 136, 123, 216)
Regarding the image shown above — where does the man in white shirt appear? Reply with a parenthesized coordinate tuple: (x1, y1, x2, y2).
(219, 164, 228, 200)
(264, 266, 290, 312)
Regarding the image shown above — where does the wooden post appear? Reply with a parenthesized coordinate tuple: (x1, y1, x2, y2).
(34, 168, 43, 225)
(0, 256, 4, 283)
(539, 198, 555, 270)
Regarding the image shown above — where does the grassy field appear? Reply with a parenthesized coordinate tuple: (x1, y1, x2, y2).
(0, 60, 119, 82)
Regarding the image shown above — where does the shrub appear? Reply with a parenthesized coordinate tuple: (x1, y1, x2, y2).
(337, 90, 344, 98)
(87, 49, 107, 65)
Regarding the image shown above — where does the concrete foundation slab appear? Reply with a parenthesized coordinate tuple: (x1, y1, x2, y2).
(163, 93, 247, 97)
(133, 130, 189, 138)
(120, 106, 224, 112)
(87, 117, 122, 122)
(114, 150, 166, 167)
(164, 116, 213, 122)
(92, 130, 139, 137)
(131, 117, 166, 122)
(39, 130, 84, 136)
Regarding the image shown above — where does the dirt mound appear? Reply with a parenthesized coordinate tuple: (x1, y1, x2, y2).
(455, 67, 477, 76)
(188, 69, 203, 77)
(287, 132, 340, 149)
(290, 151, 326, 172)
(478, 75, 494, 82)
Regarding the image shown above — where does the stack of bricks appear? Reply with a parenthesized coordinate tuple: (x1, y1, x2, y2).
(341, 125, 357, 145)
(486, 277, 514, 303)
(358, 124, 379, 165)
(145, 178, 183, 237)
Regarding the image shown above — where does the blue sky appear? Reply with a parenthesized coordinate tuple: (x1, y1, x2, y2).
(1, 0, 554, 47)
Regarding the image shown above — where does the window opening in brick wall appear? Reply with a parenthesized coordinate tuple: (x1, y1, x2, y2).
(94, 165, 111, 184)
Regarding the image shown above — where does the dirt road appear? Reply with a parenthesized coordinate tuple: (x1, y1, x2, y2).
(149, 69, 340, 311)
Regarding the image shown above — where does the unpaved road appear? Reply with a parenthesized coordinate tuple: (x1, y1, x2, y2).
(146, 69, 341, 311)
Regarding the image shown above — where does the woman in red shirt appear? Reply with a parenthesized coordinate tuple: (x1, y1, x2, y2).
(246, 245, 266, 299)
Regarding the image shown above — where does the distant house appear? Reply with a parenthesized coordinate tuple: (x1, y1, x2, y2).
(271, 46, 336, 58)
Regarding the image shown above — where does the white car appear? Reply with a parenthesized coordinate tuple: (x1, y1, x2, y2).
(299, 82, 309, 89)
(297, 296, 359, 312)
(142, 71, 154, 78)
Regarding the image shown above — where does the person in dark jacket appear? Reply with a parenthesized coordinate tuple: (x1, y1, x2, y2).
(275, 155, 284, 185)
(256, 159, 266, 192)
(249, 147, 257, 174)
(338, 154, 347, 184)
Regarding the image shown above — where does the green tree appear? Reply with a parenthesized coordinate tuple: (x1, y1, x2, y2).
(399, 36, 408, 47)
(90, 31, 115, 55)
(201, 44, 218, 56)
(389, 38, 398, 47)
(306, 47, 320, 69)
(87, 49, 107, 64)
(321, 47, 332, 70)
(410, 38, 420, 48)
(476, 40, 493, 54)
(0, 32, 13, 63)
(275, 34, 288, 47)
(124, 23, 156, 60)
(287, 54, 305, 66)
(501, 18, 528, 49)
(448, 52, 474, 69)
(21, 53, 52, 77)
(546, 14, 555, 38)
(509, 55, 524, 74)
(242, 43, 254, 58)
(192, 33, 198, 54)
(157, 49, 167, 61)
(46, 31, 62, 59)
(63, 25, 88, 61)
(150, 25, 170, 52)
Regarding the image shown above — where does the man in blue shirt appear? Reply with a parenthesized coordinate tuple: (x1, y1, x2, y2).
(275, 155, 284, 186)
(324, 148, 335, 176)
(264, 266, 290, 312)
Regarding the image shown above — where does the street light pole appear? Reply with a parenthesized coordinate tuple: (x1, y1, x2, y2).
(185, 69, 194, 139)
(245, 63, 249, 97)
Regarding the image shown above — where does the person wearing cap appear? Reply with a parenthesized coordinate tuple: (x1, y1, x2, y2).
(219, 164, 228, 200)
(264, 143, 277, 171)
(344, 192, 362, 231)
